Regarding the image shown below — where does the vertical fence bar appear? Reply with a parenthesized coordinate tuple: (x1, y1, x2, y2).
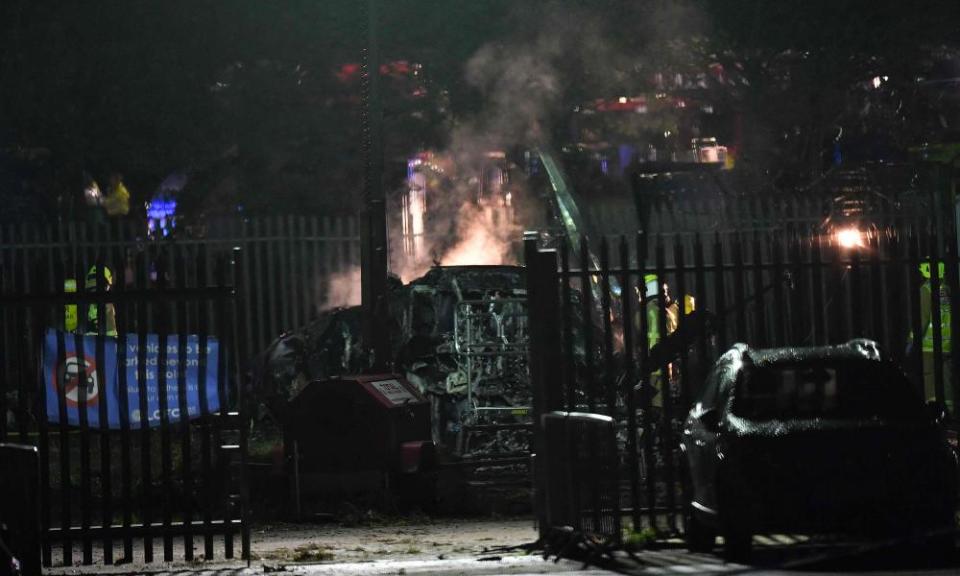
(264, 218, 280, 342)
(238, 221, 254, 361)
(947, 221, 960, 416)
(94, 258, 113, 565)
(598, 238, 619, 534)
(175, 248, 195, 561)
(156, 245, 174, 562)
(251, 219, 267, 357)
(811, 235, 827, 345)
(560, 239, 575, 411)
(280, 215, 295, 332)
(870, 232, 887, 349)
(850, 248, 864, 338)
(73, 257, 93, 565)
(308, 217, 321, 319)
(0, 230, 9, 445)
(196, 244, 215, 560)
(888, 232, 908, 365)
(619, 235, 640, 530)
(732, 233, 747, 344)
(215, 254, 234, 560)
(524, 234, 562, 539)
(672, 234, 692, 535)
(136, 249, 154, 563)
(653, 234, 676, 532)
(751, 231, 766, 346)
(114, 247, 133, 562)
(929, 229, 946, 405)
(15, 224, 30, 443)
(908, 227, 925, 396)
(673, 236, 689, 411)
(322, 217, 334, 284)
(268, 217, 290, 337)
(637, 231, 657, 532)
(233, 247, 251, 562)
(771, 232, 787, 346)
(579, 238, 596, 412)
(600, 238, 616, 416)
(298, 216, 311, 324)
(55, 257, 73, 566)
(38, 244, 53, 567)
(830, 238, 848, 343)
(789, 233, 805, 346)
(693, 233, 709, 392)
(713, 233, 727, 352)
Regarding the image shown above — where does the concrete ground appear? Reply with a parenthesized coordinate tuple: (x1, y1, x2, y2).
(41, 518, 960, 576)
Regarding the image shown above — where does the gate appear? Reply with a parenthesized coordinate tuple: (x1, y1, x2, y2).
(525, 222, 960, 546)
(0, 242, 250, 567)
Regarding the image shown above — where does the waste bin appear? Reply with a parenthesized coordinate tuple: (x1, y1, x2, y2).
(285, 375, 435, 514)
(0, 443, 40, 576)
(541, 412, 621, 544)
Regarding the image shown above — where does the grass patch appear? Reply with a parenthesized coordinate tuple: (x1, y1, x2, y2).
(623, 527, 657, 551)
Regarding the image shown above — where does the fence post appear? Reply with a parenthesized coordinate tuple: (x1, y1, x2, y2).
(524, 232, 562, 539)
(0, 443, 41, 576)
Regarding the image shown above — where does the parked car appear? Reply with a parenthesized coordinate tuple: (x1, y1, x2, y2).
(681, 339, 959, 559)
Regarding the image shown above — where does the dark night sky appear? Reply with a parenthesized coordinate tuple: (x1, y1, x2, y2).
(1, 1, 958, 220)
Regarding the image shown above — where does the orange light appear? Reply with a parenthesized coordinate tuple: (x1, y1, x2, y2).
(836, 227, 865, 249)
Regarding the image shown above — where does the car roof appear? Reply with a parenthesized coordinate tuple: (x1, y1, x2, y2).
(741, 339, 884, 369)
(714, 339, 888, 398)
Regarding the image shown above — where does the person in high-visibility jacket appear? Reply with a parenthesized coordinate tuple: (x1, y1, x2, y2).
(64, 279, 78, 332)
(639, 274, 695, 408)
(918, 261, 952, 409)
(84, 265, 118, 336)
(103, 173, 130, 217)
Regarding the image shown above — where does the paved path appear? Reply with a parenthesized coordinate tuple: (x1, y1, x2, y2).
(41, 520, 959, 576)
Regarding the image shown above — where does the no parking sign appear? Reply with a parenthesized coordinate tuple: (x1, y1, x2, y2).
(43, 329, 220, 428)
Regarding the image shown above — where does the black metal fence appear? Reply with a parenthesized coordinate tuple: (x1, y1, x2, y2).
(0, 216, 362, 362)
(0, 244, 250, 567)
(525, 219, 960, 544)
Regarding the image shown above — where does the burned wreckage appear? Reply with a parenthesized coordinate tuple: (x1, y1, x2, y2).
(256, 265, 533, 468)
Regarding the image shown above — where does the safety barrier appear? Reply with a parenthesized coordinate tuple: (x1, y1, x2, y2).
(0, 248, 249, 568)
(525, 220, 959, 541)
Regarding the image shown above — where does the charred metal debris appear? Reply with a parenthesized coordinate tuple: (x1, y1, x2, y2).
(255, 265, 535, 463)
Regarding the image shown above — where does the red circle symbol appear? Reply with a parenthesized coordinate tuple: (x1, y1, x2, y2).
(53, 354, 100, 407)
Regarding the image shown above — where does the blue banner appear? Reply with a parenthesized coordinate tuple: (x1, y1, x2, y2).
(43, 329, 220, 429)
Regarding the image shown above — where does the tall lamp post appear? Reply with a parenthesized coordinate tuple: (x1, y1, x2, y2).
(360, 0, 390, 370)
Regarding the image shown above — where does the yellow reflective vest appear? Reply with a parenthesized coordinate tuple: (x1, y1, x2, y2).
(921, 281, 952, 354)
(103, 181, 130, 217)
(64, 279, 78, 332)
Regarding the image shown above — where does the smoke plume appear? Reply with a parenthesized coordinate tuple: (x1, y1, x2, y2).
(375, 3, 708, 288)
(320, 268, 362, 311)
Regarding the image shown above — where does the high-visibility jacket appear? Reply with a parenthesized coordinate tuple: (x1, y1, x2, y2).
(920, 281, 952, 354)
(86, 302, 118, 337)
(84, 265, 118, 336)
(64, 279, 78, 332)
(103, 181, 130, 217)
(641, 295, 691, 407)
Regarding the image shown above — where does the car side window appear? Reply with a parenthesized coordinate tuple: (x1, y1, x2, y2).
(716, 362, 740, 415)
(699, 364, 721, 409)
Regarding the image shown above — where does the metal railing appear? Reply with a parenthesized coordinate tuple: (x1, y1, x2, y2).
(0, 216, 362, 364)
(0, 246, 250, 568)
(525, 220, 960, 541)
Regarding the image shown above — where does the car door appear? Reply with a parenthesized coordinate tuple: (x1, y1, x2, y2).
(683, 362, 724, 511)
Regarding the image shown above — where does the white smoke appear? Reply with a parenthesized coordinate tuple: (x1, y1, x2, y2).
(387, 9, 599, 281)
(319, 267, 362, 311)
(382, 3, 707, 285)
(440, 201, 518, 267)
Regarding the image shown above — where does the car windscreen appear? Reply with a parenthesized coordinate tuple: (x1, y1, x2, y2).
(732, 360, 925, 421)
